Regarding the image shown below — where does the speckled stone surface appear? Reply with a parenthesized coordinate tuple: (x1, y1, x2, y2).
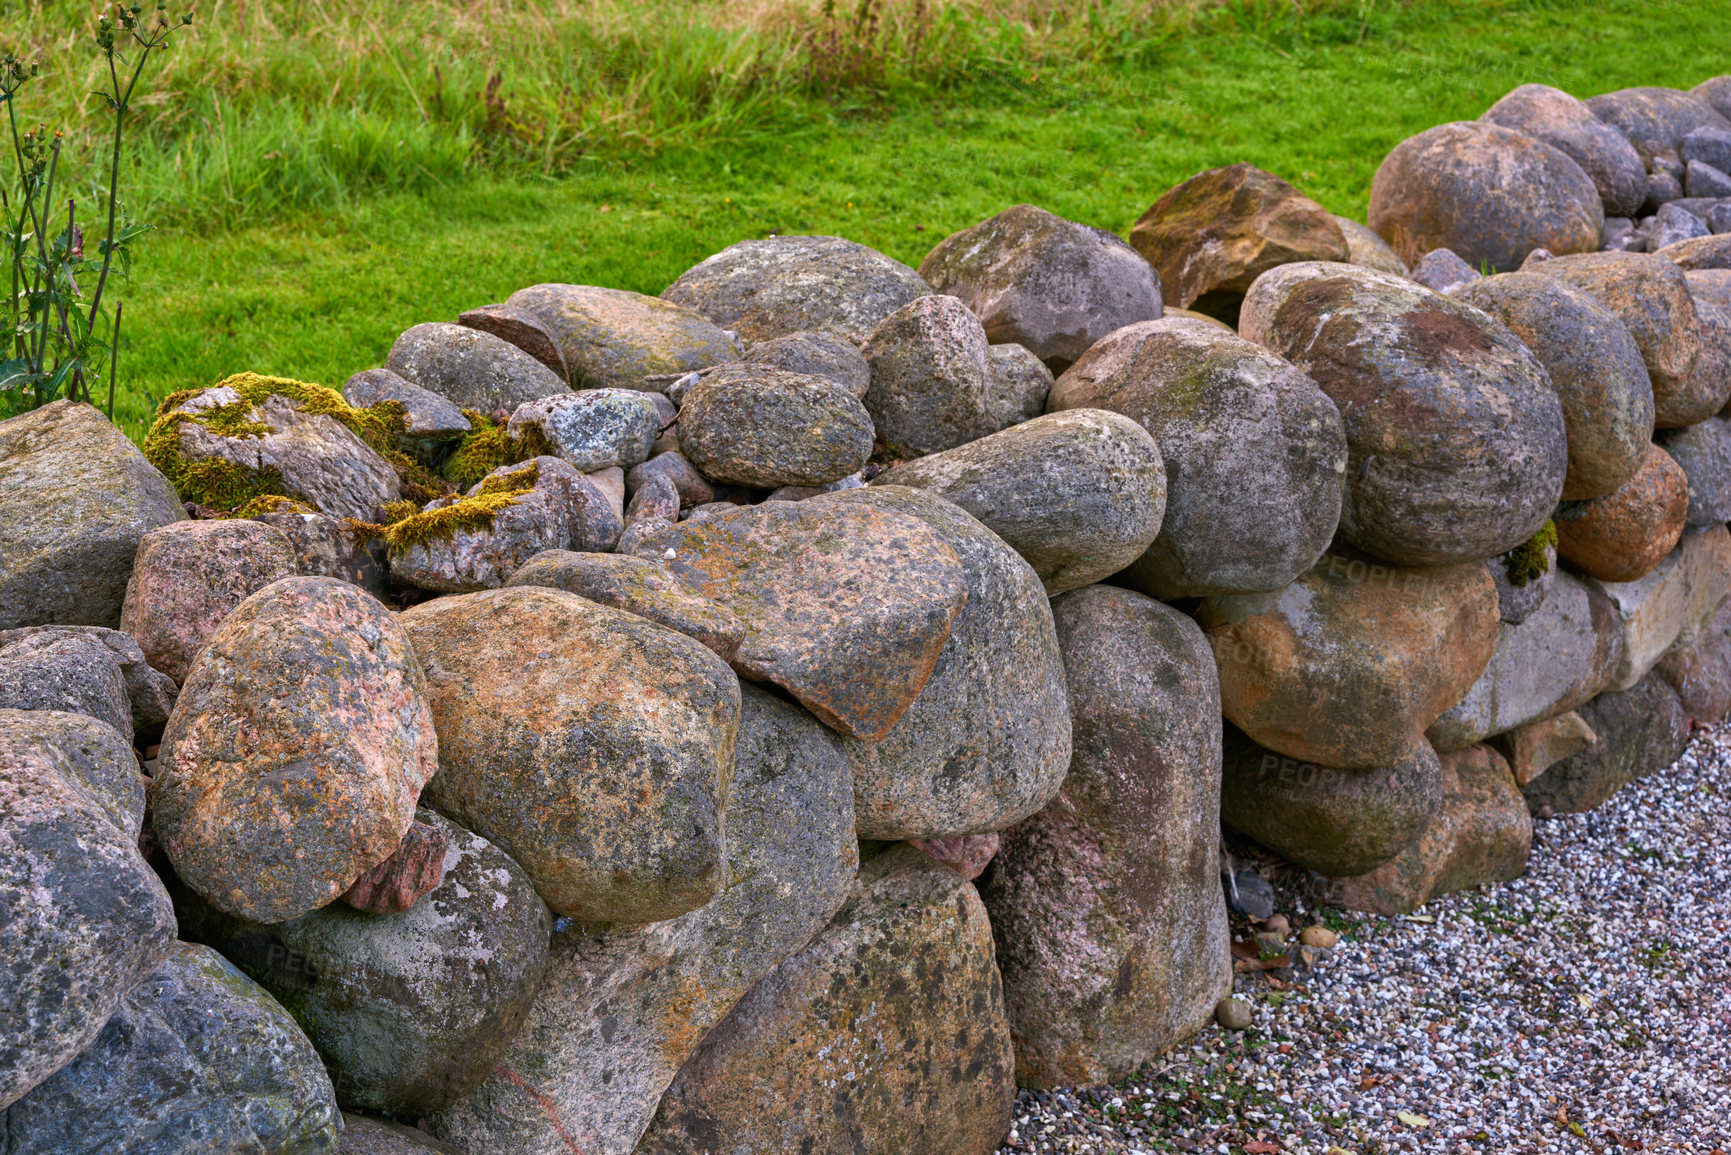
(677, 362, 875, 487)
(1522, 672, 1691, 814)
(506, 283, 739, 391)
(861, 293, 1006, 459)
(386, 321, 567, 412)
(1554, 443, 1689, 582)
(1480, 83, 1648, 216)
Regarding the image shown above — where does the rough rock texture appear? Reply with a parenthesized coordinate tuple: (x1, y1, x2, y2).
(1199, 547, 1501, 770)
(819, 486, 1073, 840)
(861, 293, 1005, 458)
(627, 451, 714, 510)
(1240, 262, 1567, 566)
(742, 329, 872, 396)
(1480, 83, 1649, 216)
(430, 685, 857, 1155)
(980, 586, 1231, 1087)
(389, 457, 622, 593)
(1048, 315, 1347, 597)
(1521, 673, 1690, 813)
(1333, 215, 1410, 275)
(0, 709, 175, 1110)
(1526, 251, 1714, 427)
(911, 832, 1002, 881)
(386, 322, 568, 413)
(661, 234, 932, 345)
(1129, 163, 1348, 321)
(1411, 247, 1482, 294)
(253, 510, 392, 601)
(1660, 235, 1731, 270)
(508, 389, 662, 472)
(1657, 415, 1731, 526)
(339, 1114, 466, 1155)
(1698, 77, 1731, 121)
(677, 362, 875, 487)
(613, 499, 968, 741)
(625, 472, 680, 527)
(120, 518, 299, 682)
(1322, 744, 1533, 914)
(636, 845, 1015, 1155)
(160, 384, 403, 521)
(1490, 538, 1557, 626)
(1554, 444, 1689, 582)
(340, 368, 471, 445)
(338, 818, 451, 914)
(498, 287, 735, 396)
(0, 942, 341, 1154)
(172, 810, 551, 1117)
(1654, 597, 1731, 724)
(919, 203, 1163, 371)
(153, 577, 440, 924)
(988, 341, 1057, 425)
(1491, 710, 1599, 787)
(456, 302, 572, 382)
(507, 551, 746, 659)
(398, 585, 739, 924)
(1452, 272, 1655, 500)
(0, 400, 185, 630)
(0, 628, 143, 742)
(1585, 524, 1731, 692)
(873, 409, 1167, 595)
(1220, 726, 1446, 878)
(1368, 121, 1605, 271)
(1427, 570, 1623, 750)
(1585, 86, 1731, 166)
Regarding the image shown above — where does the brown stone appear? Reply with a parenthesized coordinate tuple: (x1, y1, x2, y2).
(1491, 710, 1598, 787)
(1367, 121, 1604, 271)
(1323, 744, 1532, 915)
(1333, 215, 1410, 276)
(1527, 251, 1712, 427)
(909, 832, 1000, 881)
(1198, 546, 1500, 770)
(457, 302, 572, 383)
(636, 846, 1015, 1155)
(507, 550, 744, 661)
(153, 577, 440, 924)
(119, 519, 298, 683)
(1554, 444, 1689, 583)
(613, 500, 968, 741)
(398, 586, 739, 925)
(339, 819, 451, 915)
(1129, 163, 1348, 321)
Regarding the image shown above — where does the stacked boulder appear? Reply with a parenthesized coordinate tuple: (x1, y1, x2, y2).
(4, 71, 1731, 1155)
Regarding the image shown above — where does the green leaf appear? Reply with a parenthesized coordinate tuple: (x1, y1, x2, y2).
(0, 357, 36, 391)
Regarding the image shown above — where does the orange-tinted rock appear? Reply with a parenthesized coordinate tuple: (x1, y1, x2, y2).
(399, 585, 739, 925)
(1198, 547, 1500, 770)
(616, 500, 967, 741)
(637, 846, 1015, 1155)
(1322, 744, 1532, 914)
(153, 577, 439, 925)
(1491, 710, 1598, 786)
(1333, 215, 1409, 276)
(1129, 163, 1347, 321)
(1554, 444, 1689, 583)
(504, 283, 739, 392)
(1526, 251, 1712, 427)
(120, 519, 298, 683)
(339, 819, 451, 915)
(1656, 233, 1731, 270)
(507, 550, 745, 661)
(1368, 121, 1603, 271)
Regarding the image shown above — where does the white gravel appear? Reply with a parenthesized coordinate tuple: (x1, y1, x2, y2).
(998, 726, 1731, 1154)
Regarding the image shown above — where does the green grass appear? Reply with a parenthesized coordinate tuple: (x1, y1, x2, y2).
(6, 0, 1726, 440)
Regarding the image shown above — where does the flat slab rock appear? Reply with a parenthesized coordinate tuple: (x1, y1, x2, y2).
(504, 283, 740, 391)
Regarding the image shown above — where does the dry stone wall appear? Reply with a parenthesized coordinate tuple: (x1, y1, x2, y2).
(4, 75, 1731, 1155)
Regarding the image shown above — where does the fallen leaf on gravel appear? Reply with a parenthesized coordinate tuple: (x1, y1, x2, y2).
(1244, 1142, 1282, 1153)
(1397, 1110, 1432, 1128)
(1359, 1074, 1387, 1090)
(1325, 1148, 1358, 1155)
(1230, 939, 1259, 960)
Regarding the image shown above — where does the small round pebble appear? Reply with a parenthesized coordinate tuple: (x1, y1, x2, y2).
(1214, 997, 1253, 1031)
(1298, 925, 1339, 949)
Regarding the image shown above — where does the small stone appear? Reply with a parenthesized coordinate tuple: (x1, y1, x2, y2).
(1299, 926, 1339, 949)
(742, 330, 871, 397)
(507, 388, 662, 472)
(507, 551, 746, 661)
(1649, 201, 1712, 251)
(456, 302, 572, 382)
(252, 509, 392, 600)
(1491, 709, 1599, 786)
(1643, 172, 1685, 215)
(1553, 444, 1689, 582)
(1657, 415, 1731, 526)
(626, 451, 714, 511)
(861, 293, 1004, 459)
(386, 322, 568, 413)
(1411, 247, 1481, 293)
(1521, 673, 1690, 813)
(624, 470, 681, 528)
(677, 362, 874, 487)
(339, 819, 451, 914)
(1334, 215, 1410, 275)
(585, 465, 626, 522)
(1687, 160, 1731, 199)
(1226, 869, 1276, 919)
(909, 832, 1001, 881)
(1215, 997, 1254, 1031)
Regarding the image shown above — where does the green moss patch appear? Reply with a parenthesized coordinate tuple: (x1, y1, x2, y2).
(1504, 520, 1557, 588)
(234, 494, 316, 518)
(441, 410, 554, 491)
(381, 461, 541, 552)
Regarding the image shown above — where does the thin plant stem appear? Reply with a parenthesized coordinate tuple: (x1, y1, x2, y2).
(106, 299, 121, 418)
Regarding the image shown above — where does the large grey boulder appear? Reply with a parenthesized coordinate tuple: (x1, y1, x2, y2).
(1585, 86, 1731, 166)
(0, 400, 184, 630)
(677, 362, 875, 487)
(661, 234, 931, 345)
(981, 586, 1230, 1087)
(861, 294, 1005, 459)
(918, 203, 1163, 372)
(818, 486, 1072, 840)
(1522, 673, 1690, 813)
(171, 810, 551, 1116)
(0, 709, 176, 1110)
(429, 685, 857, 1155)
(0, 625, 176, 741)
(636, 845, 1015, 1155)
(873, 409, 1166, 595)
(399, 585, 739, 925)
(1048, 315, 1347, 597)
(503, 283, 740, 392)
(0, 941, 341, 1154)
(1368, 121, 1604, 271)
(1480, 83, 1649, 216)
(1452, 272, 1655, 501)
(386, 322, 568, 412)
(1240, 262, 1567, 566)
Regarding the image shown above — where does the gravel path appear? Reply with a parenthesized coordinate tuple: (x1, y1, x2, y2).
(998, 726, 1731, 1155)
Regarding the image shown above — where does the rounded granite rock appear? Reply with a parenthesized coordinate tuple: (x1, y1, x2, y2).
(1480, 83, 1649, 217)
(1240, 261, 1567, 566)
(1554, 444, 1690, 584)
(1656, 416, 1731, 528)
(153, 576, 440, 924)
(503, 283, 740, 392)
(1368, 121, 1604, 271)
(1584, 86, 1731, 165)
(742, 329, 871, 397)
(677, 362, 875, 488)
(861, 293, 1004, 459)
(1333, 215, 1410, 276)
(386, 322, 568, 413)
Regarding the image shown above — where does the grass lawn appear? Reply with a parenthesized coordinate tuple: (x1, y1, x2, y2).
(51, 0, 1729, 440)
